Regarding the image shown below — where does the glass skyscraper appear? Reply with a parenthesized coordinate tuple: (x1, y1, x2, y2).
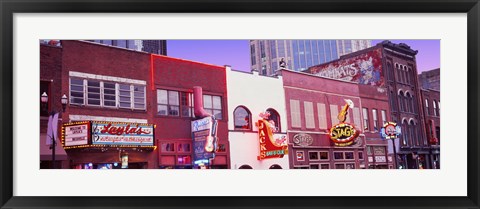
(90, 40, 167, 55)
(250, 40, 371, 76)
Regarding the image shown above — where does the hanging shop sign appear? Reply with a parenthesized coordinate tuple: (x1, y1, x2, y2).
(380, 122, 401, 140)
(91, 121, 154, 146)
(329, 99, 360, 146)
(192, 116, 218, 163)
(308, 48, 384, 86)
(256, 114, 288, 160)
(63, 121, 90, 147)
(293, 133, 313, 147)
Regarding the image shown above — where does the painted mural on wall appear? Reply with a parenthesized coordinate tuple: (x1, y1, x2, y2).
(309, 48, 384, 86)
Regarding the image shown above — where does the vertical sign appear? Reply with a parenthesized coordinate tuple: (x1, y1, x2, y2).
(192, 116, 218, 165)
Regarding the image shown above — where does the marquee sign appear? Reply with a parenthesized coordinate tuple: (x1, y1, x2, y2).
(91, 121, 154, 146)
(256, 119, 288, 160)
(309, 48, 384, 86)
(380, 122, 402, 140)
(63, 121, 90, 147)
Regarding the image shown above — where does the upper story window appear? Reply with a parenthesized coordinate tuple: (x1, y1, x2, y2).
(234, 106, 251, 130)
(433, 100, 438, 116)
(203, 95, 223, 119)
(425, 99, 429, 115)
(372, 109, 378, 131)
(70, 77, 145, 110)
(266, 108, 281, 132)
(362, 108, 369, 131)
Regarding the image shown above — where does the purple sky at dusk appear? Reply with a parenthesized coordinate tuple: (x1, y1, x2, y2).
(167, 40, 440, 73)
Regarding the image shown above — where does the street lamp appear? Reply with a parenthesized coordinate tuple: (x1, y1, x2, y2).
(41, 92, 68, 169)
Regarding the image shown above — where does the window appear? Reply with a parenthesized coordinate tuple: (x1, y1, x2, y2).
(433, 100, 438, 116)
(103, 82, 116, 107)
(87, 80, 101, 105)
(310, 164, 320, 169)
(69, 77, 145, 110)
(335, 164, 345, 169)
(70, 78, 84, 105)
(180, 92, 194, 117)
(334, 152, 344, 160)
(320, 164, 330, 169)
(157, 89, 179, 116)
(309, 152, 319, 160)
(239, 165, 253, 169)
(266, 108, 281, 132)
(119, 84, 131, 108)
(290, 100, 301, 128)
(425, 99, 429, 115)
(317, 103, 328, 129)
(398, 91, 405, 112)
(362, 108, 369, 131)
(177, 143, 191, 152)
(353, 107, 361, 129)
(345, 152, 354, 160)
(358, 151, 364, 160)
(203, 95, 223, 119)
(177, 155, 191, 165)
(234, 106, 251, 130)
(319, 151, 329, 160)
(304, 102, 315, 129)
(133, 85, 145, 109)
(217, 144, 226, 152)
(161, 142, 174, 152)
(381, 110, 387, 126)
(346, 163, 355, 169)
(250, 45, 256, 65)
(372, 109, 378, 131)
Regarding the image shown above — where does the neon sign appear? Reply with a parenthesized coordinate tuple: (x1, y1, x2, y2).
(256, 114, 288, 160)
(380, 122, 401, 140)
(91, 122, 154, 146)
(329, 99, 360, 146)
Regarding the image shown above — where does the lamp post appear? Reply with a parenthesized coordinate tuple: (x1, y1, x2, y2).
(391, 137, 398, 169)
(41, 92, 68, 169)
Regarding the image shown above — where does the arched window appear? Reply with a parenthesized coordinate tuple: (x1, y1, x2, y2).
(398, 91, 405, 112)
(425, 99, 429, 115)
(234, 106, 251, 130)
(387, 62, 394, 81)
(405, 92, 412, 113)
(269, 164, 282, 169)
(409, 120, 417, 146)
(266, 108, 281, 132)
(402, 119, 409, 146)
(239, 165, 253, 169)
(411, 95, 416, 113)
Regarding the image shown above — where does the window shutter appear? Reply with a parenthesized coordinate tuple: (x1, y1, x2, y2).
(353, 107, 361, 129)
(317, 103, 327, 129)
(304, 101, 315, 129)
(330, 105, 339, 125)
(290, 100, 301, 128)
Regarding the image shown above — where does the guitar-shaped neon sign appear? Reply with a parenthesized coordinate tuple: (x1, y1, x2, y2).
(204, 117, 218, 153)
(337, 99, 354, 123)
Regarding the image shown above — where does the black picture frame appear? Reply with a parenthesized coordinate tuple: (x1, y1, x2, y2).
(1, 0, 479, 208)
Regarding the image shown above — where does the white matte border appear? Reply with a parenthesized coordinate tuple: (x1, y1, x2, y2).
(14, 13, 466, 196)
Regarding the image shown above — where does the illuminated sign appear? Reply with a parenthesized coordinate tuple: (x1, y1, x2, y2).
(329, 99, 359, 146)
(380, 122, 402, 140)
(192, 116, 218, 162)
(309, 48, 384, 86)
(256, 119, 288, 160)
(293, 133, 313, 147)
(63, 122, 90, 146)
(329, 123, 359, 146)
(91, 122, 154, 146)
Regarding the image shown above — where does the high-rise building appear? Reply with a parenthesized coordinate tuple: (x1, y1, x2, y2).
(337, 40, 372, 57)
(418, 68, 440, 91)
(90, 40, 167, 55)
(249, 40, 371, 76)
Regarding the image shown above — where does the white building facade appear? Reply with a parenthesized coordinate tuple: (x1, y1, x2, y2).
(226, 66, 290, 169)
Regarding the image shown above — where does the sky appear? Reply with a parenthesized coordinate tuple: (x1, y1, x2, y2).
(167, 40, 440, 73)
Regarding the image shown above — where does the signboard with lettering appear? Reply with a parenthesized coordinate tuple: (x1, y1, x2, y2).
(192, 116, 218, 163)
(309, 48, 384, 86)
(380, 122, 402, 140)
(63, 122, 90, 146)
(329, 123, 360, 146)
(256, 119, 288, 160)
(293, 133, 313, 147)
(91, 121, 154, 146)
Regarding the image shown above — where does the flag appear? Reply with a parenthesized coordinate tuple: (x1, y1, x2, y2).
(45, 113, 59, 145)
